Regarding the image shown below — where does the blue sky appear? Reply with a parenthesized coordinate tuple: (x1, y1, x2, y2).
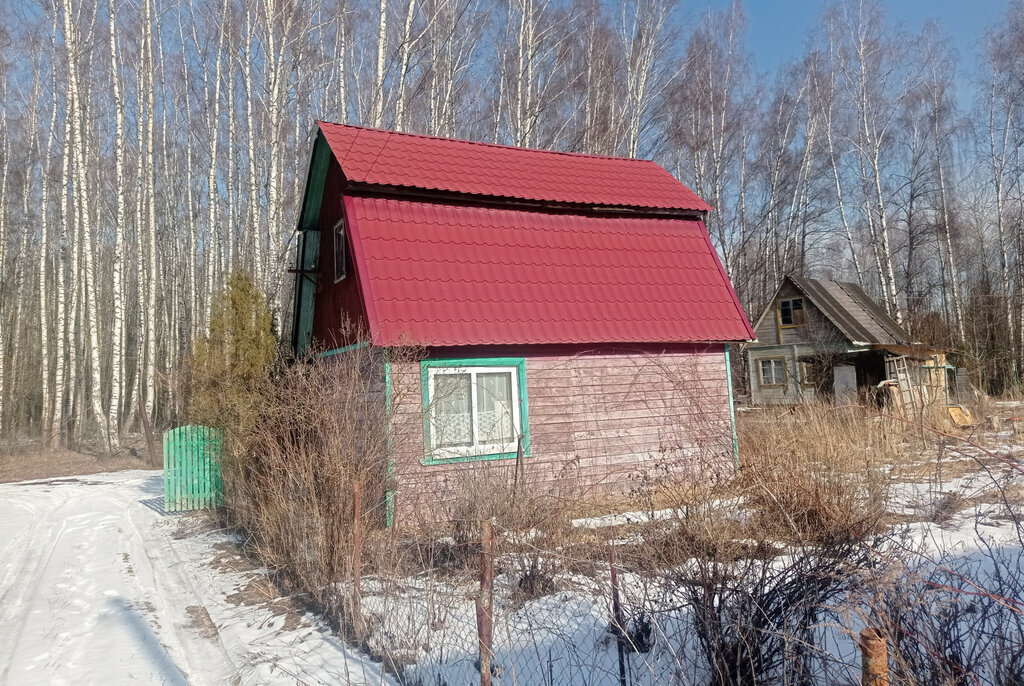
(700, 0, 1008, 94)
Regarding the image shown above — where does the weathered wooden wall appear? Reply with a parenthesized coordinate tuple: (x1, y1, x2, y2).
(748, 344, 820, 405)
(752, 281, 843, 346)
(386, 344, 733, 522)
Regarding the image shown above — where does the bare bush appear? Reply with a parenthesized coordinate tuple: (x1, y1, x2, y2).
(867, 532, 1024, 686)
(203, 343, 417, 639)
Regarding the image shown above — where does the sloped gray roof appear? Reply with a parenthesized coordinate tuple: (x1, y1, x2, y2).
(789, 276, 911, 346)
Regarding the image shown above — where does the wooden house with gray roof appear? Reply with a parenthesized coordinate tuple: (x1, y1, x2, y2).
(747, 275, 950, 407)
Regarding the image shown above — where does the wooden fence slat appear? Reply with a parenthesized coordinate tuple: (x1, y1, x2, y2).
(180, 427, 187, 511)
(172, 428, 180, 511)
(190, 427, 198, 510)
(205, 428, 210, 508)
(162, 425, 223, 513)
(199, 427, 205, 508)
(163, 430, 171, 510)
(188, 427, 195, 510)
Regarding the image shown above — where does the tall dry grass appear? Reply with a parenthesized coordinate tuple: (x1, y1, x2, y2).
(736, 404, 901, 545)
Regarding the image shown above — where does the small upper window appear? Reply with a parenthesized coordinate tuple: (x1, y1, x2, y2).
(779, 298, 805, 326)
(333, 218, 347, 283)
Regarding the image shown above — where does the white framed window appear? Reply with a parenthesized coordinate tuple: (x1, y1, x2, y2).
(759, 358, 787, 387)
(426, 365, 522, 459)
(333, 218, 347, 283)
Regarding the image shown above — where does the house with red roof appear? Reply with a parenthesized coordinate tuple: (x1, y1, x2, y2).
(291, 122, 754, 522)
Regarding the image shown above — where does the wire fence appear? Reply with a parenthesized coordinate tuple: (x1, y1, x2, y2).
(344, 510, 898, 686)
(341, 499, 1024, 686)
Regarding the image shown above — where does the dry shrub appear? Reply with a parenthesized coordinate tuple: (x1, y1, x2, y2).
(186, 281, 422, 635)
(737, 404, 896, 545)
(195, 338, 418, 638)
(402, 460, 601, 598)
(219, 351, 389, 632)
(868, 540, 1024, 686)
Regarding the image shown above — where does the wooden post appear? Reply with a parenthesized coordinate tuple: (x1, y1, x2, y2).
(609, 542, 628, 686)
(476, 518, 495, 686)
(139, 405, 158, 467)
(351, 482, 363, 641)
(860, 627, 889, 686)
(512, 434, 524, 503)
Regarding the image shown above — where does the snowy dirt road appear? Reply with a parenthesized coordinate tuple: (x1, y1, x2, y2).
(0, 470, 394, 686)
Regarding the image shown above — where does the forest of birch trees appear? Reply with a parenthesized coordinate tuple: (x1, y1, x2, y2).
(1, 0, 1023, 451)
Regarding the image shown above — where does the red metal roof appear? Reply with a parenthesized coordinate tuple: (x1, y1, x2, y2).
(344, 196, 753, 347)
(319, 121, 712, 212)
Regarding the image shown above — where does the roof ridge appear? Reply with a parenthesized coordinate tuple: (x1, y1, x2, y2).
(317, 120, 662, 165)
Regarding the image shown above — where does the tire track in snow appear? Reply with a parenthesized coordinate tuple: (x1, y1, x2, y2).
(0, 494, 74, 682)
(0, 470, 390, 686)
(0, 472, 232, 685)
(120, 494, 238, 685)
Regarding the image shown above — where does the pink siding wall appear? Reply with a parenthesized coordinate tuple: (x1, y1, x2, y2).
(388, 344, 733, 522)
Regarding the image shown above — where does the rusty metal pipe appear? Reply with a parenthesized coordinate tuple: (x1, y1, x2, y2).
(860, 627, 889, 686)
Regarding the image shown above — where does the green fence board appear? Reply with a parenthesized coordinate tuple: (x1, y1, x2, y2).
(163, 425, 223, 512)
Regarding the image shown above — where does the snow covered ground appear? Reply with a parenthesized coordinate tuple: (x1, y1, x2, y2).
(0, 470, 395, 686)
(2, 438, 1020, 686)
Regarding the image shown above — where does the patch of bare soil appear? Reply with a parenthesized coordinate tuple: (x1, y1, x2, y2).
(171, 511, 221, 540)
(0, 446, 154, 484)
(212, 536, 306, 633)
(210, 541, 261, 574)
(185, 605, 221, 641)
(225, 575, 306, 632)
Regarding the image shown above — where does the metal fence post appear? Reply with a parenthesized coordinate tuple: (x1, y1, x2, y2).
(609, 542, 628, 686)
(477, 518, 495, 686)
(352, 481, 363, 641)
(860, 627, 889, 686)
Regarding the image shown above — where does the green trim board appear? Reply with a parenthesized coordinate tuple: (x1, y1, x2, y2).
(298, 131, 332, 232)
(725, 344, 740, 470)
(291, 131, 332, 356)
(419, 357, 530, 466)
(321, 341, 370, 358)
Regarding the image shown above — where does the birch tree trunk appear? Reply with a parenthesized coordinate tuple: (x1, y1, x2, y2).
(372, 0, 388, 128)
(932, 90, 965, 343)
(39, 69, 59, 448)
(63, 0, 114, 452)
(393, 0, 419, 132)
(109, 0, 127, 439)
(143, 0, 158, 422)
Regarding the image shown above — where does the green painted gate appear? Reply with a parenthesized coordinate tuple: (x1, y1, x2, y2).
(163, 425, 224, 511)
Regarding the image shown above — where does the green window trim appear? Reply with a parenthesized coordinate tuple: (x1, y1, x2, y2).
(420, 357, 530, 466)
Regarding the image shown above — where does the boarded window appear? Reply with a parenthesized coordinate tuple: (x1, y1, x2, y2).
(779, 298, 804, 326)
(759, 358, 787, 386)
(800, 360, 816, 387)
